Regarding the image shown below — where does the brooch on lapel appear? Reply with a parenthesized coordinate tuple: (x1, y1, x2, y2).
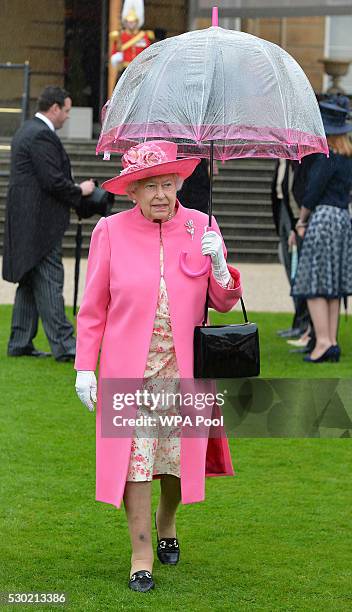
(185, 219, 195, 240)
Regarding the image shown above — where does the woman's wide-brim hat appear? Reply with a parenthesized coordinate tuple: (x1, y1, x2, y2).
(319, 94, 352, 135)
(102, 140, 201, 195)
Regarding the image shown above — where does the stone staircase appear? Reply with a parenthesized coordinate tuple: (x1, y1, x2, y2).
(0, 139, 279, 263)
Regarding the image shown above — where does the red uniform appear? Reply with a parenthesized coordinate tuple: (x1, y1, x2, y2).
(111, 29, 154, 69)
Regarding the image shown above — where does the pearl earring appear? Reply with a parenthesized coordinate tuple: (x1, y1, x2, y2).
(133, 199, 136, 203)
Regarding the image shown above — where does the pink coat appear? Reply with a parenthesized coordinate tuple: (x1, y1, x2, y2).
(74, 202, 242, 509)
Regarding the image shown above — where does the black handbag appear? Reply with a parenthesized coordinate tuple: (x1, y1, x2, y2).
(75, 185, 114, 219)
(193, 291, 260, 379)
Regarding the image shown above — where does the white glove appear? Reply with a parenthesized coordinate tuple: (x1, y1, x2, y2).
(75, 371, 97, 412)
(111, 51, 123, 67)
(201, 228, 231, 287)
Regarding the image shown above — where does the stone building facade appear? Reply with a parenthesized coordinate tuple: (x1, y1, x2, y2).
(1, 0, 66, 101)
(0, 0, 187, 129)
(243, 17, 326, 93)
(1, 0, 351, 132)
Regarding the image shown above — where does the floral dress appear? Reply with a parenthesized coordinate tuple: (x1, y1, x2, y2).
(126, 238, 181, 481)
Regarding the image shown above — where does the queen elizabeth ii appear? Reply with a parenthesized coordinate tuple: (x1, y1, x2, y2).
(74, 140, 242, 592)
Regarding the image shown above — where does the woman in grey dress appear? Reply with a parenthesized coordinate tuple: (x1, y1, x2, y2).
(292, 96, 352, 363)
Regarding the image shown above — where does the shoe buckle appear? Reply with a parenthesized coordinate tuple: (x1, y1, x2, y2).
(159, 538, 178, 549)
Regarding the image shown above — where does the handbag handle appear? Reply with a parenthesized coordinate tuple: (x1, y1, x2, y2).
(201, 142, 249, 326)
(202, 282, 248, 326)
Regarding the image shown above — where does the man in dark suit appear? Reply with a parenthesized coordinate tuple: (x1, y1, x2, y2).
(2, 86, 95, 361)
(178, 159, 210, 214)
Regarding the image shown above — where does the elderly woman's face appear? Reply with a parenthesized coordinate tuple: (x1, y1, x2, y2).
(130, 174, 177, 222)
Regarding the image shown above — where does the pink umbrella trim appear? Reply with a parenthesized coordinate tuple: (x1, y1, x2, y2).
(97, 123, 328, 161)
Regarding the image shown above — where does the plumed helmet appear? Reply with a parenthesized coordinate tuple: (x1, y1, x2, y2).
(122, 0, 145, 29)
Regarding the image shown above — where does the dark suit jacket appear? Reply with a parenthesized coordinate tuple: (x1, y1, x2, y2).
(2, 117, 82, 282)
(178, 159, 210, 214)
(271, 156, 315, 235)
(271, 160, 290, 235)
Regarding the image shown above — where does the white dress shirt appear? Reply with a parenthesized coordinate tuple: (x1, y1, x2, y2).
(35, 112, 55, 132)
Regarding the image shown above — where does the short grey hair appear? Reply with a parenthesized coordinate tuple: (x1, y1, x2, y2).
(174, 174, 184, 190)
(126, 173, 184, 197)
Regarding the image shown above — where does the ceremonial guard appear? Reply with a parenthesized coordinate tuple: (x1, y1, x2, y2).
(110, 0, 154, 72)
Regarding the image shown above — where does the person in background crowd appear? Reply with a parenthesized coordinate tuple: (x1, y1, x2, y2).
(2, 86, 95, 361)
(292, 95, 352, 363)
(271, 158, 311, 347)
(178, 158, 210, 214)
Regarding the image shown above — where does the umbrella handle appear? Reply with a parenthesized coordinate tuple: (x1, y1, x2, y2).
(73, 220, 83, 317)
(179, 252, 211, 277)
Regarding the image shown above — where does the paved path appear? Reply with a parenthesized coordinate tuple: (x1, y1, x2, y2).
(0, 258, 294, 313)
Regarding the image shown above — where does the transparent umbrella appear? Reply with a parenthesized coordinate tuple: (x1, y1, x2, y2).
(97, 18, 328, 275)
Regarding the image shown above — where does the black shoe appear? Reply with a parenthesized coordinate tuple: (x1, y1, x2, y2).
(8, 347, 51, 358)
(332, 344, 341, 360)
(154, 512, 180, 565)
(128, 570, 155, 592)
(55, 352, 76, 363)
(277, 328, 302, 339)
(303, 346, 339, 363)
(277, 327, 294, 336)
(288, 347, 311, 354)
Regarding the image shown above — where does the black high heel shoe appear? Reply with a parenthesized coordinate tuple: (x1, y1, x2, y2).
(128, 570, 155, 592)
(303, 345, 339, 363)
(332, 344, 341, 361)
(154, 511, 180, 565)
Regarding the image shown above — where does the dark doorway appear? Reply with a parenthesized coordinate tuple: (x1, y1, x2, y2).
(64, 0, 106, 126)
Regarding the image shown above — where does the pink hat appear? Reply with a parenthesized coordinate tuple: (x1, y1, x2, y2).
(102, 140, 201, 195)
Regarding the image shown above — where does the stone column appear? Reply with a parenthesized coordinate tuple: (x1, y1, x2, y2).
(108, 0, 122, 98)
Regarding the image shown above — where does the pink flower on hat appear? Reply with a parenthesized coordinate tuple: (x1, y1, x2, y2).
(123, 148, 140, 165)
(121, 143, 168, 175)
(101, 139, 201, 195)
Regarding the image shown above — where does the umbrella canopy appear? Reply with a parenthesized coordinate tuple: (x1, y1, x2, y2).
(97, 26, 328, 161)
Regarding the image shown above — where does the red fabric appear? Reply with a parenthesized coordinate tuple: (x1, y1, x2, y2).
(121, 31, 152, 64)
(205, 402, 233, 476)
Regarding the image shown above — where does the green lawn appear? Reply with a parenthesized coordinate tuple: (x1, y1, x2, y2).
(1, 305, 351, 611)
